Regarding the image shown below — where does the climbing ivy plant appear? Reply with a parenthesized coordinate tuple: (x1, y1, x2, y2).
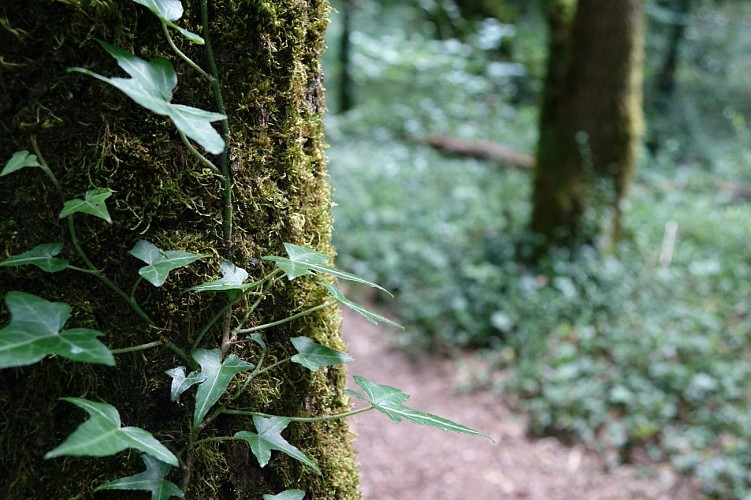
(0, 1, 489, 498)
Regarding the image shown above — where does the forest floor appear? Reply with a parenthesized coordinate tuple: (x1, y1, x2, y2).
(341, 308, 704, 500)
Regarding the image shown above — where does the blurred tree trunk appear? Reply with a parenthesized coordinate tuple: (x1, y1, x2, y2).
(338, 0, 355, 112)
(0, 1, 360, 499)
(530, 0, 645, 248)
(646, 0, 692, 154)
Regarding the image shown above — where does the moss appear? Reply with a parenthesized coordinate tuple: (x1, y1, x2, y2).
(1, 0, 359, 498)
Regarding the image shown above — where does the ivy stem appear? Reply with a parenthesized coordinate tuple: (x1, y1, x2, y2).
(30, 136, 196, 369)
(110, 340, 163, 354)
(161, 23, 213, 82)
(233, 301, 337, 335)
(189, 406, 375, 449)
(250, 357, 290, 377)
(200, 0, 232, 252)
(178, 131, 221, 174)
(30, 136, 61, 191)
(220, 405, 375, 424)
(231, 348, 266, 401)
(232, 269, 284, 333)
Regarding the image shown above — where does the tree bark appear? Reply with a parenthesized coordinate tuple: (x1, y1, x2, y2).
(0, 1, 360, 498)
(530, 0, 645, 247)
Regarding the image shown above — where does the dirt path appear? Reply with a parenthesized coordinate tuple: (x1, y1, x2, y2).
(341, 308, 701, 500)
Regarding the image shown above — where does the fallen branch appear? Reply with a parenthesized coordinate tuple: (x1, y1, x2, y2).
(417, 134, 535, 170)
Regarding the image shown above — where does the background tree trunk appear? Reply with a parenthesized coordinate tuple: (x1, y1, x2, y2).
(338, 0, 355, 113)
(0, 1, 360, 498)
(646, 0, 692, 154)
(530, 0, 645, 247)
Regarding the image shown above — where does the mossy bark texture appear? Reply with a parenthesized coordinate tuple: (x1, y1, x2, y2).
(530, 0, 645, 247)
(0, 1, 360, 498)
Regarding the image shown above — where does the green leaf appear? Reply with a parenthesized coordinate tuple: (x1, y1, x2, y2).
(346, 376, 491, 439)
(130, 0, 204, 44)
(45, 398, 178, 466)
(234, 416, 320, 473)
(165, 366, 207, 401)
(59, 188, 113, 223)
(319, 282, 402, 328)
(192, 349, 254, 429)
(0, 292, 114, 368)
(0, 243, 69, 272)
(129, 240, 203, 287)
(189, 261, 257, 293)
(1, 150, 41, 176)
(248, 333, 266, 351)
(263, 243, 390, 294)
(96, 454, 184, 500)
(263, 490, 305, 500)
(69, 42, 226, 154)
(290, 336, 353, 372)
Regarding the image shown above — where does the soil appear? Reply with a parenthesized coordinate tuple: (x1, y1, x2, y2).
(341, 308, 703, 500)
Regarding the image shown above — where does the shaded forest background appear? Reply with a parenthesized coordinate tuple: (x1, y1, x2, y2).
(323, 0, 751, 498)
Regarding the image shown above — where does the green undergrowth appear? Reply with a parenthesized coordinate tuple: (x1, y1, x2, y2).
(325, 1, 751, 497)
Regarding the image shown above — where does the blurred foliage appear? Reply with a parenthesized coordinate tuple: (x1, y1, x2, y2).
(325, 0, 751, 497)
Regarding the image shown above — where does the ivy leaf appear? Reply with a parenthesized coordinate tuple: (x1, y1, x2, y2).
(189, 261, 258, 293)
(165, 366, 207, 401)
(69, 42, 226, 154)
(129, 240, 203, 287)
(248, 333, 266, 351)
(346, 376, 491, 440)
(263, 490, 305, 500)
(130, 0, 204, 44)
(290, 336, 353, 372)
(234, 416, 320, 473)
(0, 243, 69, 272)
(0, 291, 114, 368)
(45, 398, 178, 466)
(95, 454, 184, 500)
(319, 282, 402, 328)
(263, 243, 389, 294)
(59, 188, 113, 223)
(192, 349, 254, 429)
(1, 150, 41, 176)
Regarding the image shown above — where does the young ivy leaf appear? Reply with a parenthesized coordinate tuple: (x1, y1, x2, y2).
(130, 0, 204, 44)
(59, 188, 113, 223)
(319, 282, 402, 328)
(0, 291, 114, 368)
(45, 398, 178, 466)
(263, 490, 305, 500)
(346, 375, 492, 440)
(0, 243, 69, 273)
(68, 42, 226, 154)
(192, 348, 254, 429)
(263, 243, 390, 294)
(189, 260, 257, 293)
(290, 336, 353, 372)
(95, 454, 184, 500)
(1, 150, 41, 176)
(234, 416, 320, 474)
(129, 240, 203, 287)
(164, 366, 207, 401)
(248, 333, 266, 351)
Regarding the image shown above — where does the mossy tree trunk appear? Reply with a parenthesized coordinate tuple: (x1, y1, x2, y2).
(530, 0, 645, 247)
(0, 1, 360, 499)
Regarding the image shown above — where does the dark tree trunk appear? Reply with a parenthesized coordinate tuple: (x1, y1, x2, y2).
(530, 0, 645, 247)
(0, 1, 359, 498)
(338, 0, 355, 113)
(646, 0, 692, 154)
